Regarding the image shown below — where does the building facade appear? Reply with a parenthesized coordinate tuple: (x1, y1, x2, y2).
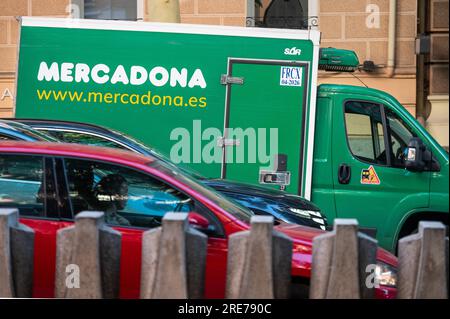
(0, 0, 448, 148)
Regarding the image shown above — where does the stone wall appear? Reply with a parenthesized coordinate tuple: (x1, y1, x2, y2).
(320, 0, 417, 73)
(425, 0, 449, 149)
(317, 0, 417, 116)
(178, 0, 247, 26)
(0, 0, 69, 117)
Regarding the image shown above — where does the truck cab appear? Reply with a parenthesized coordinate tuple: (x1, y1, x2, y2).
(312, 84, 449, 251)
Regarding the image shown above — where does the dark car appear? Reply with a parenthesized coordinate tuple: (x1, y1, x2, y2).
(205, 179, 327, 229)
(4, 118, 328, 230)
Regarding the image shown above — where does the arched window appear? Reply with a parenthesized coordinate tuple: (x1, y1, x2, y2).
(263, 0, 309, 29)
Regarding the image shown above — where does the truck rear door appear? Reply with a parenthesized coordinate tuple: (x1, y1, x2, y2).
(220, 59, 310, 195)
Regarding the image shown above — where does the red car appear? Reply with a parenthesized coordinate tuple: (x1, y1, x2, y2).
(0, 141, 398, 298)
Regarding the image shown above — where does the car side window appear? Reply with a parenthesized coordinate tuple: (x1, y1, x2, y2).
(344, 101, 387, 165)
(62, 158, 221, 233)
(384, 108, 416, 168)
(0, 133, 16, 140)
(0, 155, 45, 217)
(43, 130, 128, 150)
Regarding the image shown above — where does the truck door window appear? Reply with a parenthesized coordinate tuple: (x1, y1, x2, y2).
(384, 108, 416, 168)
(0, 155, 45, 217)
(344, 101, 387, 165)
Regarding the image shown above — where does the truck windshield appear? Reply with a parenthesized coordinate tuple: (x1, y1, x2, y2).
(148, 160, 254, 223)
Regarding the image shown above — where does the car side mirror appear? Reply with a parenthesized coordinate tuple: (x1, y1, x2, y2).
(188, 212, 215, 234)
(405, 137, 426, 172)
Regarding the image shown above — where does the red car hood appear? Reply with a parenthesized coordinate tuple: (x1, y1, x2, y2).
(274, 222, 398, 275)
(275, 221, 325, 246)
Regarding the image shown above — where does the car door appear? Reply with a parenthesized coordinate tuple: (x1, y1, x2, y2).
(0, 154, 64, 297)
(58, 157, 228, 298)
(331, 97, 430, 249)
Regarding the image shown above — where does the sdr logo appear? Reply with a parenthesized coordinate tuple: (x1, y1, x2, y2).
(284, 47, 302, 55)
(280, 67, 302, 87)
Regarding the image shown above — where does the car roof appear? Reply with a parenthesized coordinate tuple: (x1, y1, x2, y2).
(0, 119, 32, 131)
(10, 118, 115, 134)
(0, 140, 154, 165)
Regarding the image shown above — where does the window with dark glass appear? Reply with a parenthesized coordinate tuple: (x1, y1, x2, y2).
(344, 101, 387, 165)
(83, 0, 138, 20)
(63, 158, 220, 232)
(385, 108, 416, 168)
(0, 155, 45, 217)
(253, 0, 309, 29)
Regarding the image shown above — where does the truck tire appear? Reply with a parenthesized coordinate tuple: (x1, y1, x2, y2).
(396, 213, 449, 254)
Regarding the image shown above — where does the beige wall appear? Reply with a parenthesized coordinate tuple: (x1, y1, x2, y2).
(320, 0, 417, 73)
(0, 0, 70, 117)
(0, 76, 15, 117)
(143, 0, 248, 26)
(317, 0, 417, 116)
(177, 0, 247, 26)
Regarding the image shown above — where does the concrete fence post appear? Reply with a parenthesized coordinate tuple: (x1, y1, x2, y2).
(226, 216, 293, 299)
(55, 211, 121, 298)
(0, 208, 34, 298)
(140, 213, 208, 299)
(447, 236, 449, 299)
(398, 221, 448, 299)
(310, 219, 378, 299)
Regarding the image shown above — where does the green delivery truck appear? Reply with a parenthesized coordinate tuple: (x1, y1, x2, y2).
(14, 17, 448, 251)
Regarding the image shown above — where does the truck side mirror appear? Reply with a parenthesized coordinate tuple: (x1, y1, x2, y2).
(405, 137, 426, 172)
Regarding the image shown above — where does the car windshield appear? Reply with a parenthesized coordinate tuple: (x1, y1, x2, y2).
(148, 160, 254, 223)
(110, 128, 206, 179)
(1, 121, 60, 142)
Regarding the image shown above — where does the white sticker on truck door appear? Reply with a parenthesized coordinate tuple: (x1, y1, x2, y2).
(280, 67, 303, 87)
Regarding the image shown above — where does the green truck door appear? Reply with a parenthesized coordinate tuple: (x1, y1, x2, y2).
(221, 59, 309, 195)
(331, 94, 430, 250)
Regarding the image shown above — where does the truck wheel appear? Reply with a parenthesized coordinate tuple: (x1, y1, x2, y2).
(406, 223, 448, 237)
(396, 215, 449, 255)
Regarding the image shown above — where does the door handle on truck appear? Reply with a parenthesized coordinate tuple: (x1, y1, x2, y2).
(338, 163, 351, 184)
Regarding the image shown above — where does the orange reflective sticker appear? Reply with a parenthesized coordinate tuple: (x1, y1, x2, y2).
(361, 165, 380, 185)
